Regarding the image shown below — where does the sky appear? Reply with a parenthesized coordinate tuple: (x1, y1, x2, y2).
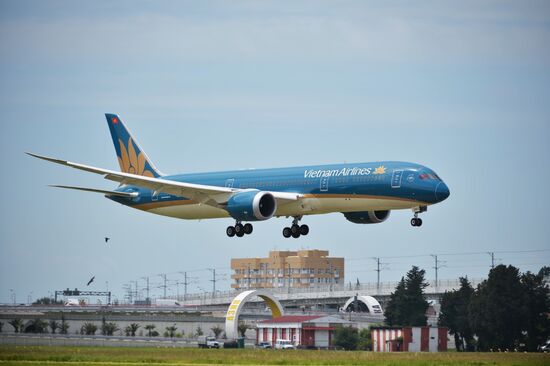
(1, 0, 549, 304)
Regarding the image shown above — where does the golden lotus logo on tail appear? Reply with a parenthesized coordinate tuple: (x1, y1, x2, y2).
(373, 165, 386, 175)
(118, 137, 155, 177)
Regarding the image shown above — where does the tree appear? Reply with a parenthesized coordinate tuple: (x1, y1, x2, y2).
(145, 324, 156, 337)
(237, 322, 248, 338)
(33, 297, 62, 305)
(385, 266, 429, 326)
(0, 321, 3, 333)
(25, 318, 49, 333)
(102, 322, 119, 336)
(124, 323, 140, 337)
(211, 325, 223, 338)
(520, 269, 550, 351)
(166, 325, 177, 338)
(9, 319, 23, 333)
(333, 326, 358, 350)
(357, 328, 372, 351)
(60, 314, 69, 334)
(195, 326, 204, 337)
(439, 277, 475, 351)
(49, 320, 60, 334)
(469, 265, 524, 351)
(81, 322, 97, 335)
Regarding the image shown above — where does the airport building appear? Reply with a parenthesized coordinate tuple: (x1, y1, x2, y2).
(256, 315, 355, 348)
(231, 250, 344, 290)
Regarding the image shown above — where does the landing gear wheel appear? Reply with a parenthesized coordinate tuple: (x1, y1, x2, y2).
(416, 218, 423, 227)
(236, 231, 244, 237)
(300, 224, 309, 236)
(235, 223, 244, 234)
(292, 231, 301, 238)
(283, 227, 292, 238)
(244, 223, 253, 235)
(411, 218, 417, 226)
(226, 226, 236, 237)
(291, 224, 300, 235)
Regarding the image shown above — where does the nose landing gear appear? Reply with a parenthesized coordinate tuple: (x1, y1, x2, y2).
(226, 221, 253, 237)
(411, 206, 427, 227)
(283, 216, 309, 238)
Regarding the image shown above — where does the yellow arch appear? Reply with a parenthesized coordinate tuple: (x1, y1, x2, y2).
(225, 290, 284, 340)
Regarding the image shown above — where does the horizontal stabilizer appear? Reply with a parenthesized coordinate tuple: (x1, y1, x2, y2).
(49, 185, 138, 198)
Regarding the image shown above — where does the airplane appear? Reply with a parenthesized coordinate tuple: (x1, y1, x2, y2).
(27, 114, 450, 238)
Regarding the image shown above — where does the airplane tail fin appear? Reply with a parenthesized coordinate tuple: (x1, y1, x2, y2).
(105, 114, 162, 178)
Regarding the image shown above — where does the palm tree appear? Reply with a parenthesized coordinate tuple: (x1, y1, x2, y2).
(166, 325, 177, 338)
(145, 324, 156, 337)
(81, 322, 97, 335)
(238, 322, 249, 338)
(211, 325, 223, 338)
(8, 319, 23, 333)
(128, 323, 140, 337)
(103, 322, 119, 336)
(27, 319, 48, 334)
(59, 313, 69, 334)
(195, 326, 203, 337)
(49, 320, 60, 334)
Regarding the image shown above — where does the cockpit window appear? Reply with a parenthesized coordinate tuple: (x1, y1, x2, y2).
(419, 172, 440, 181)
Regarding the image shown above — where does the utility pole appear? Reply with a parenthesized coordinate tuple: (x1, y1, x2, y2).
(159, 274, 167, 298)
(179, 272, 189, 301)
(487, 252, 495, 269)
(141, 277, 150, 302)
(287, 263, 291, 293)
(208, 268, 221, 298)
(372, 257, 388, 292)
(431, 255, 446, 289)
(329, 262, 333, 292)
(247, 265, 251, 289)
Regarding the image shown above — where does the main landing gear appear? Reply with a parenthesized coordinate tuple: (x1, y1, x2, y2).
(283, 217, 309, 239)
(226, 221, 253, 238)
(411, 206, 427, 227)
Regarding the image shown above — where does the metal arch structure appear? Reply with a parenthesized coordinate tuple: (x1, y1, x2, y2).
(225, 289, 284, 340)
(343, 295, 384, 314)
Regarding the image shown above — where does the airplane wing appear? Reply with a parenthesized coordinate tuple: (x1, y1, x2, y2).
(27, 152, 302, 206)
(50, 185, 139, 198)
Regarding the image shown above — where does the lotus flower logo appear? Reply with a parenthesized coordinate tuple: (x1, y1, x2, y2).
(373, 165, 386, 175)
(118, 137, 155, 177)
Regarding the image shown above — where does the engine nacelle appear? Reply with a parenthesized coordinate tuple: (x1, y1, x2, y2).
(226, 191, 277, 221)
(343, 210, 390, 224)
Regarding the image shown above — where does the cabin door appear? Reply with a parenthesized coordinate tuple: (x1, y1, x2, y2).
(320, 176, 329, 192)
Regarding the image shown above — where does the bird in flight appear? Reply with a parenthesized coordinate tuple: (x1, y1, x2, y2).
(87, 276, 95, 286)
(105, 237, 110, 243)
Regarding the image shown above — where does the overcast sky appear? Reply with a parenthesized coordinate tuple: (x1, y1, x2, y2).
(1, 1, 549, 304)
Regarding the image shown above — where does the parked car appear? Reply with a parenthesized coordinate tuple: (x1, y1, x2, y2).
(257, 342, 272, 349)
(198, 336, 220, 349)
(274, 339, 296, 350)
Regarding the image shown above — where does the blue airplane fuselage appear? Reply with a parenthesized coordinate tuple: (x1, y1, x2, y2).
(110, 161, 449, 220)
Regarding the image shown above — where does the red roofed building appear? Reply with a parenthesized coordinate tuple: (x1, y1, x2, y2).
(256, 315, 355, 348)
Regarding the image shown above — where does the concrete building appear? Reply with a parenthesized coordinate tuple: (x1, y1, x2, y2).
(371, 326, 448, 352)
(256, 315, 354, 348)
(231, 250, 344, 290)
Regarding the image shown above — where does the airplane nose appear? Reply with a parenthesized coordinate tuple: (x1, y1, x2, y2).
(435, 182, 450, 202)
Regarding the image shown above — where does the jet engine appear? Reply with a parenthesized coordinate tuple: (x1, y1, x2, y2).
(226, 191, 277, 221)
(343, 210, 390, 224)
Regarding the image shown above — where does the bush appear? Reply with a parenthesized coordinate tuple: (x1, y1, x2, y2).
(333, 326, 359, 350)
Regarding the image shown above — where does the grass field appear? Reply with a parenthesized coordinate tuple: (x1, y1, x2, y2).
(0, 346, 549, 366)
